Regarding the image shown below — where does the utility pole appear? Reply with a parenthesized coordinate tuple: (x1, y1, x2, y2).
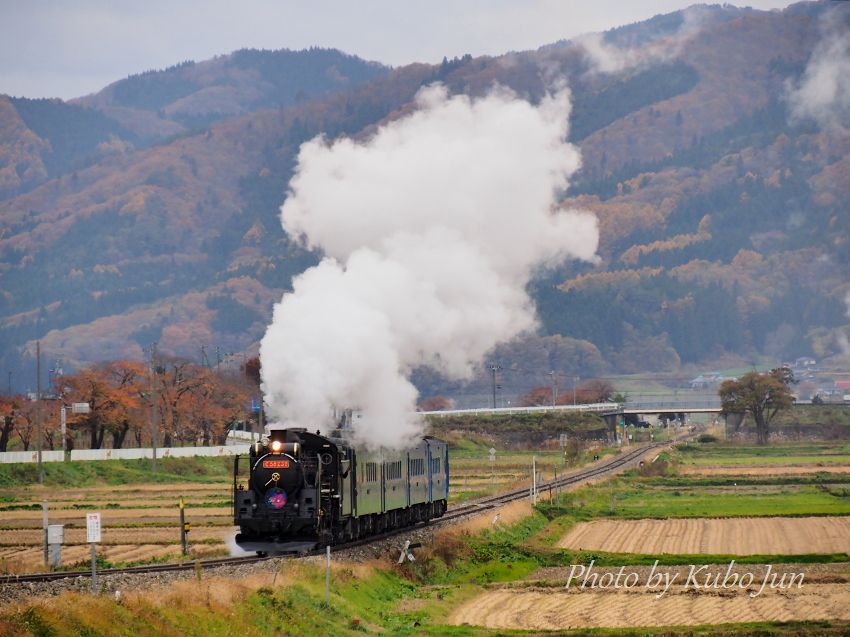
(60, 406, 66, 456)
(489, 364, 501, 409)
(36, 341, 43, 484)
(573, 376, 580, 406)
(179, 497, 189, 555)
(549, 371, 557, 407)
(531, 455, 537, 505)
(149, 342, 158, 474)
(258, 399, 265, 435)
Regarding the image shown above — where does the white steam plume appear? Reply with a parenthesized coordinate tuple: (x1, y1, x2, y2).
(260, 83, 598, 448)
(786, 7, 850, 132)
(576, 6, 708, 75)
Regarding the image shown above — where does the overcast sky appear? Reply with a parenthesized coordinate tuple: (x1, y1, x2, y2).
(2, 0, 792, 100)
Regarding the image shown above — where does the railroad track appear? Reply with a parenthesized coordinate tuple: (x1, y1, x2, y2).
(442, 440, 667, 522)
(1, 438, 676, 586)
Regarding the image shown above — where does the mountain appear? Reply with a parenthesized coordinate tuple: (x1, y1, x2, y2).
(0, 48, 388, 200)
(73, 48, 389, 142)
(1, 2, 848, 396)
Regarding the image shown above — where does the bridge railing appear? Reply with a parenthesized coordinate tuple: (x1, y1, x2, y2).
(619, 400, 722, 411)
(420, 402, 619, 417)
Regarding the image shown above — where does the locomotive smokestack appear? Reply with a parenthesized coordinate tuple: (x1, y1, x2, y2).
(260, 81, 598, 448)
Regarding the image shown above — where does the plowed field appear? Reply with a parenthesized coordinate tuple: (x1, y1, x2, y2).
(0, 481, 234, 573)
(448, 583, 850, 630)
(556, 516, 850, 555)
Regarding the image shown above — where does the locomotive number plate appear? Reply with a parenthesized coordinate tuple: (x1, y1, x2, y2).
(263, 459, 290, 469)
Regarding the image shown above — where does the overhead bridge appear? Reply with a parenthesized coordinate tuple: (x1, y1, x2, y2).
(602, 400, 727, 436)
(420, 400, 729, 441)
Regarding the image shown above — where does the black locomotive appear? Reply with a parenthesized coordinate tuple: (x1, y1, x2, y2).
(233, 425, 449, 553)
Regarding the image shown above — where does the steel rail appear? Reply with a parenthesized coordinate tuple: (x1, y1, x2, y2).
(1, 437, 678, 586)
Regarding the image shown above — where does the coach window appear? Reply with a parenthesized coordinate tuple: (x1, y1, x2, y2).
(365, 462, 377, 482)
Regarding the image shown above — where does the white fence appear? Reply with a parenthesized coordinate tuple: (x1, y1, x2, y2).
(0, 445, 251, 464)
(0, 450, 65, 464)
(419, 402, 619, 417)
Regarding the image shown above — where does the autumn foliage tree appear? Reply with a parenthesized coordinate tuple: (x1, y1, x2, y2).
(520, 386, 554, 407)
(418, 396, 454, 411)
(12, 400, 39, 451)
(100, 360, 147, 448)
(0, 396, 20, 452)
(51, 357, 251, 449)
(180, 367, 252, 445)
(242, 356, 261, 389)
(555, 379, 615, 405)
(719, 368, 795, 445)
(56, 362, 141, 449)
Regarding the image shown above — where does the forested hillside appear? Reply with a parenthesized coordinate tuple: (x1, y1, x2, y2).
(0, 48, 387, 199)
(0, 2, 848, 398)
(74, 48, 388, 142)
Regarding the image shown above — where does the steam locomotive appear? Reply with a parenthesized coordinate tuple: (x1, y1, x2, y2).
(233, 424, 449, 553)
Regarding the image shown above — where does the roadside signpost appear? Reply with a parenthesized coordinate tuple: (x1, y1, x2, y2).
(86, 512, 101, 593)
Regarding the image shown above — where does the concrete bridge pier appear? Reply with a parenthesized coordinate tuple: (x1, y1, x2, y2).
(602, 413, 620, 442)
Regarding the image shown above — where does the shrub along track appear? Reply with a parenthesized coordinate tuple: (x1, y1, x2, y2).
(0, 439, 671, 586)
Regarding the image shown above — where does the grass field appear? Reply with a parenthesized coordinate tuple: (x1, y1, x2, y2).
(0, 456, 233, 488)
(554, 479, 850, 518)
(676, 441, 850, 466)
(3, 437, 850, 634)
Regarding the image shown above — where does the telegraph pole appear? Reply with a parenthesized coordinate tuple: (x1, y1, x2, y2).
(36, 341, 43, 484)
(258, 399, 265, 435)
(490, 364, 501, 409)
(149, 342, 158, 474)
(549, 371, 557, 407)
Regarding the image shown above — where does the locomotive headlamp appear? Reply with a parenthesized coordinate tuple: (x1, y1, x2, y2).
(270, 440, 282, 453)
